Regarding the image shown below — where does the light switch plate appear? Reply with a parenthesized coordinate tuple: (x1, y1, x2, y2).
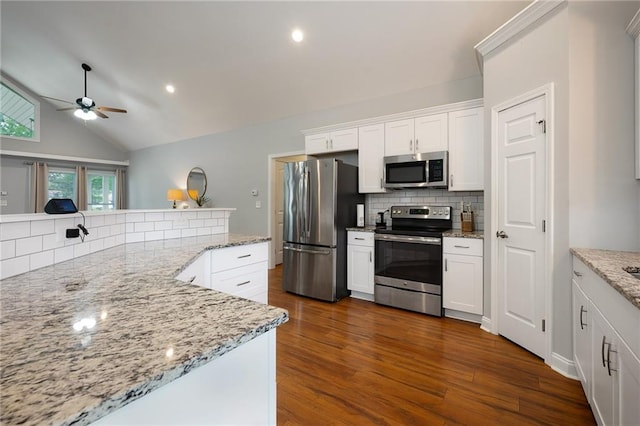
(0, 200, 7, 207)
(255, 201, 261, 208)
(0, 191, 7, 196)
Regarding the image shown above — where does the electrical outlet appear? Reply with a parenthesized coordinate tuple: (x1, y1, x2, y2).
(66, 228, 80, 238)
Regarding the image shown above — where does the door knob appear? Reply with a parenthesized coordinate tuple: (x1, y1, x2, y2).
(496, 230, 508, 239)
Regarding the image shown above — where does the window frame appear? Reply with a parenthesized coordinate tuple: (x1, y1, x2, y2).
(47, 167, 77, 204)
(87, 170, 117, 211)
(0, 76, 41, 142)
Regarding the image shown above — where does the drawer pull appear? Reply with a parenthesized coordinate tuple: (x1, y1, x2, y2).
(355, 237, 365, 240)
(237, 254, 252, 259)
(236, 280, 251, 287)
(454, 245, 470, 249)
(579, 305, 587, 330)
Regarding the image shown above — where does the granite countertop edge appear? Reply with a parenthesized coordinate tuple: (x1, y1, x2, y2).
(0, 233, 286, 426)
(570, 247, 640, 309)
(71, 313, 288, 426)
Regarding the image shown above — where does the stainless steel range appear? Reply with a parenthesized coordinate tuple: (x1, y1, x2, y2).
(374, 205, 452, 316)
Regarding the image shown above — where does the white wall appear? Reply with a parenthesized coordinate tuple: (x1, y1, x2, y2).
(568, 2, 640, 250)
(128, 76, 483, 235)
(0, 74, 129, 214)
(482, 1, 640, 364)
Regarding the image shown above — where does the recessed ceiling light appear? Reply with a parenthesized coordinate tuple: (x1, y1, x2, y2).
(291, 29, 304, 43)
(165, 84, 175, 94)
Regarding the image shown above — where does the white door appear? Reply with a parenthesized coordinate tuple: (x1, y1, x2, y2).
(497, 95, 547, 358)
(275, 161, 285, 265)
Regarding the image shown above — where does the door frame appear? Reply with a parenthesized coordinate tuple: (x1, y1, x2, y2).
(267, 150, 306, 269)
(489, 83, 555, 364)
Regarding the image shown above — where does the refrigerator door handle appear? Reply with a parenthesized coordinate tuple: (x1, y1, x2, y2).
(306, 169, 312, 238)
(284, 245, 332, 255)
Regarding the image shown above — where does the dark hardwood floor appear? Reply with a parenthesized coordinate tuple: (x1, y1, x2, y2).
(268, 265, 595, 425)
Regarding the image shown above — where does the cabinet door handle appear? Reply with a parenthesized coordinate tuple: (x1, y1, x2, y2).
(415, 139, 419, 151)
(579, 305, 586, 330)
(326, 140, 329, 150)
(454, 245, 470, 249)
(237, 254, 252, 259)
(236, 280, 251, 287)
(369, 251, 372, 262)
(573, 270, 583, 277)
(450, 174, 454, 187)
(606, 343, 617, 376)
(409, 140, 413, 151)
(601, 335, 607, 367)
(330, 139, 333, 149)
(444, 258, 448, 272)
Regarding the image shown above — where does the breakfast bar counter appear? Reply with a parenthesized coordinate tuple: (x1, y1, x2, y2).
(0, 234, 289, 425)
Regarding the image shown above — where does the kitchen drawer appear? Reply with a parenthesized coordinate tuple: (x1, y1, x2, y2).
(348, 231, 374, 246)
(211, 261, 267, 297)
(443, 237, 483, 256)
(210, 242, 268, 273)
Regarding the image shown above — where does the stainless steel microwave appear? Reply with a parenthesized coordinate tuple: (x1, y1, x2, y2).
(383, 151, 448, 189)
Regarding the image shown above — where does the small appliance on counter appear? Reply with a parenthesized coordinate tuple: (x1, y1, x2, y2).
(461, 202, 474, 232)
(375, 210, 387, 228)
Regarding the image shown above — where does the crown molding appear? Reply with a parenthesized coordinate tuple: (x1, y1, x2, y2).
(301, 98, 483, 136)
(474, 0, 566, 73)
(627, 8, 640, 38)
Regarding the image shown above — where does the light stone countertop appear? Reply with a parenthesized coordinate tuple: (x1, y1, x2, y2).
(570, 248, 640, 310)
(0, 234, 288, 426)
(442, 229, 484, 239)
(346, 226, 377, 233)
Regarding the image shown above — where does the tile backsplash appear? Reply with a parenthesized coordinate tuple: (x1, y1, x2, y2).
(0, 209, 232, 280)
(366, 189, 484, 230)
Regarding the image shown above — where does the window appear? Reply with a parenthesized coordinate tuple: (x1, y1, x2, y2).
(0, 78, 40, 142)
(47, 168, 77, 202)
(88, 171, 116, 210)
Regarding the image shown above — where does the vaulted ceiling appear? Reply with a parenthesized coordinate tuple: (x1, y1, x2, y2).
(1, 1, 529, 151)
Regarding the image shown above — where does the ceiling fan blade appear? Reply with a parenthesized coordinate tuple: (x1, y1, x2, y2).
(56, 107, 78, 112)
(41, 95, 74, 105)
(97, 106, 127, 113)
(95, 110, 109, 119)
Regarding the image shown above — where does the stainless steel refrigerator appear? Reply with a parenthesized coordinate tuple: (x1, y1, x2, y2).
(282, 158, 363, 302)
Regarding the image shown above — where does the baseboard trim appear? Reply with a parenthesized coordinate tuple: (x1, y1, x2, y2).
(549, 352, 579, 380)
(444, 309, 482, 324)
(349, 291, 374, 302)
(480, 316, 495, 334)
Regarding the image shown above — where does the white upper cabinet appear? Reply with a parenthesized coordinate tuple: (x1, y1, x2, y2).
(384, 113, 448, 157)
(448, 107, 484, 191)
(358, 124, 386, 193)
(305, 128, 358, 154)
(415, 113, 448, 153)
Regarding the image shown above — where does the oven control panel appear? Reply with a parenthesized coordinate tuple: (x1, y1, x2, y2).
(390, 205, 451, 220)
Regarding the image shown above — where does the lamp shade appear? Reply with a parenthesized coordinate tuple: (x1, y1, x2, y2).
(167, 189, 184, 201)
(187, 189, 199, 200)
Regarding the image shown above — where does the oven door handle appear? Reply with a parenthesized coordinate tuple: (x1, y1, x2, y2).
(374, 234, 441, 245)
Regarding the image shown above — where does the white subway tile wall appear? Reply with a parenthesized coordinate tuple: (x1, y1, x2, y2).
(366, 190, 484, 230)
(0, 209, 232, 280)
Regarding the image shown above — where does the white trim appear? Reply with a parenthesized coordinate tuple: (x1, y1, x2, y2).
(0, 149, 129, 166)
(474, 0, 566, 73)
(267, 150, 305, 269)
(444, 309, 482, 325)
(490, 83, 555, 365)
(349, 291, 374, 302)
(0, 75, 41, 143)
(626, 8, 640, 38)
(301, 99, 483, 136)
(549, 352, 579, 380)
(480, 316, 494, 334)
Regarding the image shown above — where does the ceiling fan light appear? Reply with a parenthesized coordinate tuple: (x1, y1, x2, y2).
(74, 109, 97, 120)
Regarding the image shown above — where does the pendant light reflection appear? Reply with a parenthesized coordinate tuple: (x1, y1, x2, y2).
(74, 109, 97, 121)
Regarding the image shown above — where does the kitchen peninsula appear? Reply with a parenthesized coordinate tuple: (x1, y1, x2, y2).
(0, 210, 288, 425)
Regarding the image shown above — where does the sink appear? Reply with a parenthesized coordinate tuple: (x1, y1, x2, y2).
(623, 266, 640, 280)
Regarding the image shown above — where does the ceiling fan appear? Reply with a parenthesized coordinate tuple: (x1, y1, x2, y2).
(42, 63, 127, 120)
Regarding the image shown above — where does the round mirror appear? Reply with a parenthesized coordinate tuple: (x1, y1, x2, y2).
(186, 167, 207, 202)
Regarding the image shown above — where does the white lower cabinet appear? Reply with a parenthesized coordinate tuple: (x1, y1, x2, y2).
(443, 237, 483, 317)
(176, 242, 269, 304)
(572, 256, 640, 426)
(347, 231, 374, 301)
